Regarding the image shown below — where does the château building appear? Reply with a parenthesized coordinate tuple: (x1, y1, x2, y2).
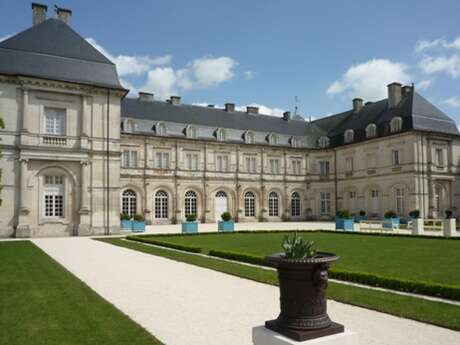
(0, 4, 459, 237)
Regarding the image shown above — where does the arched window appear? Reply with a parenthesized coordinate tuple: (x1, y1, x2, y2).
(366, 123, 377, 138)
(318, 136, 330, 148)
(390, 117, 403, 133)
(186, 125, 197, 139)
(216, 128, 226, 141)
(244, 192, 256, 217)
(122, 189, 137, 217)
(267, 133, 278, 145)
(394, 187, 405, 215)
(154, 190, 168, 219)
(244, 131, 255, 144)
(185, 191, 197, 217)
(156, 122, 166, 136)
(344, 129, 354, 143)
(268, 191, 279, 217)
(43, 175, 65, 218)
(291, 192, 301, 217)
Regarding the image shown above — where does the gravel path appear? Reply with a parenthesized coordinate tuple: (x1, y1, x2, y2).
(33, 238, 460, 345)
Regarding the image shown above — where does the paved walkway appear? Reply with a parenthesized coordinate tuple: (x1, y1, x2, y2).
(33, 237, 460, 345)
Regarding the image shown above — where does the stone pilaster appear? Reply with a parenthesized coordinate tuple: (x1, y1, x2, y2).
(16, 158, 31, 238)
(77, 160, 91, 236)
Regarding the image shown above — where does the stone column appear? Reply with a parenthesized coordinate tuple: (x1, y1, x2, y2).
(77, 160, 91, 236)
(411, 218, 424, 235)
(443, 218, 456, 237)
(16, 158, 31, 237)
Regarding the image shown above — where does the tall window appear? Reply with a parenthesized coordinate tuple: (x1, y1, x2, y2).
(292, 159, 302, 175)
(122, 189, 137, 217)
(216, 154, 229, 172)
(370, 189, 379, 214)
(345, 157, 353, 172)
(245, 156, 257, 173)
(390, 117, 403, 133)
(43, 175, 64, 218)
(244, 192, 256, 217)
(269, 158, 280, 174)
(348, 191, 356, 212)
(185, 152, 199, 170)
(268, 192, 279, 217)
(44, 107, 65, 135)
(344, 129, 354, 143)
(154, 191, 168, 219)
(392, 150, 400, 166)
(318, 136, 330, 148)
(154, 152, 170, 169)
(291, 192, 301, 217)
(435, 148, 444, 167)
(185, 191, 197, 217)
(366, 123, 377, 138)
(395, 187, 404, 215)
(319, 161, 330, 177)
(367, 154, 376, 169)
(320, 192, 331, 215)
(122, 150, 137, 168)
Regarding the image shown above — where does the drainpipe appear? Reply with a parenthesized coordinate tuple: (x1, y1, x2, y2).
(106, 90, 110, 235)
(334, 148, 338, 215)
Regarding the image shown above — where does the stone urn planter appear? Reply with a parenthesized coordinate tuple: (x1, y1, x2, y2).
(265, 252, 344, 341)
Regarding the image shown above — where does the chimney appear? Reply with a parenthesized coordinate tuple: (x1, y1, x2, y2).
(402, 85, 413, 97)
(55, 6, 72, 25)
(207, 104, 215, 108)
(365, 101, 374, 106)
(246, 106, 259, 114)
(169, 96, 181, 105)
(32, 3, 47, 26)
(225, 103, 235, 112)
(387, 82, 402, 108)
(352, 98, 363, 113)
(283, 111, 291, 121)
(139, 92, 154, 102)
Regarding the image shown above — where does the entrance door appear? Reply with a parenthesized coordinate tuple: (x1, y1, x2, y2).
(215, 191, 228, 221)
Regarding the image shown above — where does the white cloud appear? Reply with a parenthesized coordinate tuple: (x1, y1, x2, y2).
(442, 96, 460, 108)
(191, 102, 285, 117)
(416, 79, 432, 91)
(0, 34, 11, 42)
(244, 71, 254, 80)
(327, 59, 411, 100)
(86, 38, 171, 76)
(144, 67, 179, 99)
(419, 54, 460, 78)
(415, 36, 460, 52)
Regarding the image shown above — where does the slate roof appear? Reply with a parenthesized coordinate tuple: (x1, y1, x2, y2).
(0, 18, 125, 91)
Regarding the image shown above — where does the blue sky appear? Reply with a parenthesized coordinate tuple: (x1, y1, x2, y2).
(1, 0, 460, 126)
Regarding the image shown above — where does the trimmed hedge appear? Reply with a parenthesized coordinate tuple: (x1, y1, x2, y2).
(207, 249, 460, 301)
(126, 236, 202, 253)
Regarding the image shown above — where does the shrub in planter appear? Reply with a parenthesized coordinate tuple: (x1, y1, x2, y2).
(265, 233, 343, 341)
(383, 210, 400, 229)
(354, 210, 368, 223)
(218, 212, 234, 232)
(132, 214, 145, 232)
(409, 209, 420, 219)
(120, 213, 132, 230)
(335, 209, 354, 230)
(445, 210, 453, 219)
(182, 214, 198, 233)
(359, 210, 366, 217)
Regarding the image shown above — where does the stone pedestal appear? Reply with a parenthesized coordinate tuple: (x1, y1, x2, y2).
(76, 224, 91, 236)
(411, 218, 424, 235)
(253, 326, 358, 345)
(443, 219, 457, 237)
(15, 224, 31, 238)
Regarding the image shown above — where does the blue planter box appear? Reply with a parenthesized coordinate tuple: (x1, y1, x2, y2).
(354, 215, 368, 223)
(383, 217, 400, 229)
(132, 221, 146, 232)
(218, 221, 234, 232)
(336, 218, 354, 231)
(121, 219, 132, 230)
(182, 221, 198, 233)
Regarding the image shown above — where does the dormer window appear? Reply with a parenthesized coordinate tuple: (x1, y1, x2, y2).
(216, 128, 226, 141)
(318, 136, 330, 148)
(365, 123, 377, 138)
(390, 117, 403, 133)
(186, 125, 197, 139)
(124, 119, 134, 133)
(244, 131, 255, 144)
(267, 133, 278, 145)
(155, 122, 166, 136)
(290, 136, 299, 148)
(344, 129, 354, 143)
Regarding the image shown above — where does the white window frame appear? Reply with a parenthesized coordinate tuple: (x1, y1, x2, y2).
(154, 190, 169, 219)
(435, 148, 444, 167)
(395, 187, 405, 215)
(122, 150, 138, 168)
(43, 175, 65, 218)
(318, 136, 330, 148)
(216, 154, 229, 172)
(344, 129, 354, 143)
(319, 160, 330, 177)
(291, 192, 301, 217)
(245, 131, 255, 144)
(345, 157, 353, 172)
(269, 158, 280, 174)
(392, 150, 401, 166)
(366, 123, 377, 138)
(390, 117, 403, 133)
(292, 159, 302, 175)
(44, 107, 66, 136)
(245, 156, 257, 173)
(154, 151, 170, 169)
(185, 191, 197, 217)
(320, 192, 331, 215)
(268, 191, 279, 217)
(216, 128, 226, 141)
(121, 189, 137, 217)
(185, 152, 199, 170)
(244, 192, 256, 217)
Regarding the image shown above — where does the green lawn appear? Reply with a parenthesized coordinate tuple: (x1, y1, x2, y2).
(98, 238, 460, 331)
(141, 231, 460, 287)
(0, 241, 162, 345)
